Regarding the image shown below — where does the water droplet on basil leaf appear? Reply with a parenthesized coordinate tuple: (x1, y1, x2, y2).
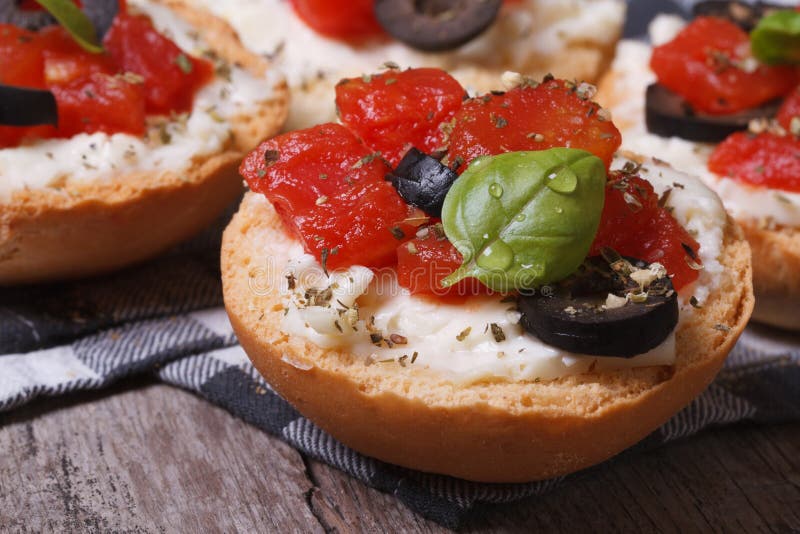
(546, 165, 578, 193)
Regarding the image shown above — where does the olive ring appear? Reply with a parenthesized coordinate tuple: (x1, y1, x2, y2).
(374, 0, 503, 52)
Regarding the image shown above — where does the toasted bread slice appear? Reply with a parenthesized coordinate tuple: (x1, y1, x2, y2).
(0, 0, 289, 284)
(221, 180, 753, 482)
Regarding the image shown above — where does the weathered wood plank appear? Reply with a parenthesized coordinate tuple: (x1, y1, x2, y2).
(461, 424, 800, 533)
(0, 379, 323, 533)
(305, 459, 445, 533)
(0, 380, 798, 533)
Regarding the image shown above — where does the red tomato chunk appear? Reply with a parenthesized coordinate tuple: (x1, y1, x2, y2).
(104, 11, 213, 115)
(52, 72, 146, 137)
(447, 78, 621, 171)
(396, 228, 490, 297)
(590, 173, 701, 291)
(650, 17, 798, 115)
(709, 132, 800, 193)
(777, 85, 800, 132)
(0, 25, 50, 88)
(240, 123, 414, 269)
(336, 68, 466, 167)
(288, 0, 384, 39)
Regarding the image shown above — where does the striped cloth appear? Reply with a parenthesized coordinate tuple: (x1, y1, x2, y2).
(2, 1, 800, 528)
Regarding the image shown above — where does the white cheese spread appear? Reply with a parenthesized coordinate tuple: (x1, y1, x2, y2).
(0, 0, 281, 198)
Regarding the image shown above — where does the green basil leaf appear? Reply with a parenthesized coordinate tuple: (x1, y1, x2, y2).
(751, 10, 800, 65)
(441, 149, 606, 292)
(35, 0, 103, 54)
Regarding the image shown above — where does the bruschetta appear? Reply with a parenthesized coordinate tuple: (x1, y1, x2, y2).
(221, 68, 753, 482)
(0, 0, 288, 284)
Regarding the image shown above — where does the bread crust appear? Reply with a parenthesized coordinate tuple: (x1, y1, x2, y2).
(740, 221, 800, 330)
(0, 0, 288, 284)
(221, 191, 753, 483)
(598, 66, 800, 330)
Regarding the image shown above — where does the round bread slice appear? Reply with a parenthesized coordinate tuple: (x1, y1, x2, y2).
(597, 39, 800, 331)
(0, 0, 288, 285)
(221, 186, 753, 483)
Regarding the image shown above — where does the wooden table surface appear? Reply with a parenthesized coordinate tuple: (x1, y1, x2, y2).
(1, 376, 798, 533)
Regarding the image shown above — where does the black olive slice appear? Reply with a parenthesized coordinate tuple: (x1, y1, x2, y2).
(1, 0, 118, 38)
(374, 0, 502, 52)
(517, 256, 679, 358)
(692, 1, 786, 32)
(646, 83, 781, 143)
(386, 147, 458, 217)
(0, 85, 58, 127)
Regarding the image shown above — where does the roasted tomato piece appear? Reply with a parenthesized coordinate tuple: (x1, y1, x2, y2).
(397, 227, 489, 296)
(44, 50, 114, 85)
(1, 24, 114, 87)
(590, 173, 701, 291)
(447, 78, 621, 171)
(241, 123, 414, 269)
(650, 17, 798, 115)
(777, 85, 800, 132)
(0, 127, 24, 148)
(708, 132, 800, 192)
(51, 72, 146, 137)
(336, 68, 466, 166)
(43, 42, 116, 86)
(0, 24, 48, 87)
(104, 11, 213, 115)
(289, 0, 384, 39)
